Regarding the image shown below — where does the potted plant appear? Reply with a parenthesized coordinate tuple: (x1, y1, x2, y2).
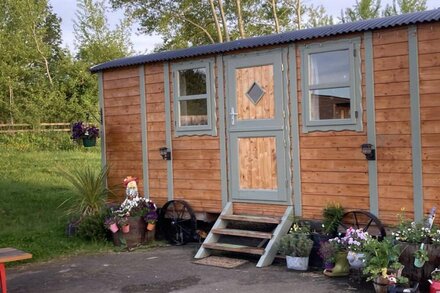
(387, 275, 419, 293)
(322, 202, 345, 236)
(278, 232, 313, 271)
(429, 269, 440, 291)
(104, 217, 118, 233)
(71, 121, 100, 147)
(318, 240, 338, 270)
(344, 227, 370, 268)
(362, 238, 402, 293)
(310, 203, 345, 268)
(144, 201, 158, 231)
(118, 216, 130, 233)
(324, 235, 350, 277)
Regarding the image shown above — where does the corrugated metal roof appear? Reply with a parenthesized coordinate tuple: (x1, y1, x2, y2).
(90, 9, 440, 73)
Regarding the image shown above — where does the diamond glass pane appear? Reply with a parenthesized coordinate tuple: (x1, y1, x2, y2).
(246, 82, 265, 105)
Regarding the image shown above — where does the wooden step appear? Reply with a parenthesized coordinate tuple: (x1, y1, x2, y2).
(211, 228, 273, 239)
(221, 214, 280, 224)
(203, 242, 265, 255)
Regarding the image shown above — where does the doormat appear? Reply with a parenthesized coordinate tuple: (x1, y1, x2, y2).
(193, 256, 248, 269)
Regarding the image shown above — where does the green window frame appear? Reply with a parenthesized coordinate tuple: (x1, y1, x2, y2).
(172, 59, 216, 136)
(300, 38, 362, 133)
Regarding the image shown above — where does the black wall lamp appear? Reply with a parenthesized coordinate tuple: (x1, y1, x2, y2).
(159, 147, 171, 160)
(361, 143, 376, 160)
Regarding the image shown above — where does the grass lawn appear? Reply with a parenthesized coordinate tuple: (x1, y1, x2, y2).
(0, 148, 113, 264)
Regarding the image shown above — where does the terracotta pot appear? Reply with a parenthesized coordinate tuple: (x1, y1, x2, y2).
(122, 224, 130, 233)
(147, 222, 156, 231)
(109, 223, 119, 233)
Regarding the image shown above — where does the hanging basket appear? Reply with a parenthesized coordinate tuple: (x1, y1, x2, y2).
(82, 137, 97, 147)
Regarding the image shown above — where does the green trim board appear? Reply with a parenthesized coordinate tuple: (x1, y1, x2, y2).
(171, 58, 217, 136)
(282, 47, 293, 206)
(164, 62, 174, 201)
(300, 37, 363, 133)
(408, 25, 424, 222)
(364, 32, 379, 216)
(288, 45, 302, 217)
(216, 55, 229, 207)
(139, 65, 149, 198)
(97, 72, 107, 186)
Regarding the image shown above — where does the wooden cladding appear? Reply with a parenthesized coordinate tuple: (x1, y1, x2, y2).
(236, 65, 275, 120)
(103, 66, 144, 200)
(418, 23, 440, 216)
(238, 136, 277, 190)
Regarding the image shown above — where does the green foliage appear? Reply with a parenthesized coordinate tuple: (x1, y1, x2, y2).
(0, 149, 111, 263)
(384, 0, 427, 16)
(413, 247, 429, 262)
(0, 132, 90, 152)
(322, 202, 344, 236)
(362, 238, 402, 281)
(278, 233, 313, 257)
(341, 0, 382, 22)
(58, 164, 109, 219)
(77, 212, 109, 241)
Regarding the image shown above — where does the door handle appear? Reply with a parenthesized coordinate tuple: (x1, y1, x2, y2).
(229, 107, 238, 125)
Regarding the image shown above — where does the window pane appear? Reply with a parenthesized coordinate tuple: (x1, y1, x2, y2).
(310, 88, 351, 120)
(179, 99, 208, 126)
(179, 68, 207, 96)
(309, 50, 350, 85)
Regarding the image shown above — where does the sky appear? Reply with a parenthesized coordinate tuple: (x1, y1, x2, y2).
(50, 0, 438, 54)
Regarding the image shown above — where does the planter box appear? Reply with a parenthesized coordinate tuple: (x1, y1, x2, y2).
(112, 216, 155, 249)
(286, 256, 309, 271)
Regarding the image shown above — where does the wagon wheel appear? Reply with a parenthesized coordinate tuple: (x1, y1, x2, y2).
(158, 200, 197, 245)
(337, 211, 386, 240)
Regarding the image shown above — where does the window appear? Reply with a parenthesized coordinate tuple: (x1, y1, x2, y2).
(301, 38, 362, 132)
(172, 59, 216, 136)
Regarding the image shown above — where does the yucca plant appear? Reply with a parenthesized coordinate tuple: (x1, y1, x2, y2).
(59, 165, 109, 220)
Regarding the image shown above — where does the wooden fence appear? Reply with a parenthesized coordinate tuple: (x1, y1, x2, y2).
(0, 123, 71, 133)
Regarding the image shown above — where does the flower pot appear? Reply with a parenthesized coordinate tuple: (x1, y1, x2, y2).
(324, 261, 335, 270)
(347, 251, 365, 268)
(323, 251, 350, 277)
(373, 276, 389, 293)
(286, 256, 309, 271)
(147, 222, 156, 231)
(109, 223, 119, 233)
(82, 137, 96, 147)
(122, 224, 130, 233)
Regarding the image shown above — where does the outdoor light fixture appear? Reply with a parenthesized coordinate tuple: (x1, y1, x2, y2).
(361, 143, 375, 161)
(159, 147, 171, 160)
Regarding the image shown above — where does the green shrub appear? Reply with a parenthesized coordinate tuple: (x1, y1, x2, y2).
(76, 213, 108, 242)
(0, 132, 101, 152)
(278, 233, 313, 257)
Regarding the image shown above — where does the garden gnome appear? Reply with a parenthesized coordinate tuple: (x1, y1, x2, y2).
(123, 176, 139, 199)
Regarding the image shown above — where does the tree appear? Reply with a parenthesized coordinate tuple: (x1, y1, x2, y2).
(110, 0, 333, 50)
(72, 0, 134, 122)
(0, 0, 64, 124)
(341, 0, 382, 23)
(383, 0, 427, 16)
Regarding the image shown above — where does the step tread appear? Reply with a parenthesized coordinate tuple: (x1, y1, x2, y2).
(203, 242, 265, 255)
(211, 228, 273, 239)
(221, 214, 281, 224)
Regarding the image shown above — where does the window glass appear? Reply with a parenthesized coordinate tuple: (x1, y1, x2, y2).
(179, 99, 208, 126)
(310, 87, 351, 120)
(179, 68, 207, 96)
(309, 50, 350, 85)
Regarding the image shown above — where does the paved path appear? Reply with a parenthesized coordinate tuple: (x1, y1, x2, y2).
(7, 244, 372, 292)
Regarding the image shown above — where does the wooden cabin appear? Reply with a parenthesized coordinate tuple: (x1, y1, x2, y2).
(91, 10, 440, 266)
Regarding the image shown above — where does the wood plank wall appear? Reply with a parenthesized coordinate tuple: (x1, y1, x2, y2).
(418, 23, 440, 214)
(170, 60, 222, 213)
(295, 35, 370, 219)
(102, 66, 143, 200)
(373, 28, 414, 223)
(145, 63, 168, 207)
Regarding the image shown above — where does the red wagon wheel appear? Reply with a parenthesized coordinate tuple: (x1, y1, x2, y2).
(338, 211, 386, 240)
